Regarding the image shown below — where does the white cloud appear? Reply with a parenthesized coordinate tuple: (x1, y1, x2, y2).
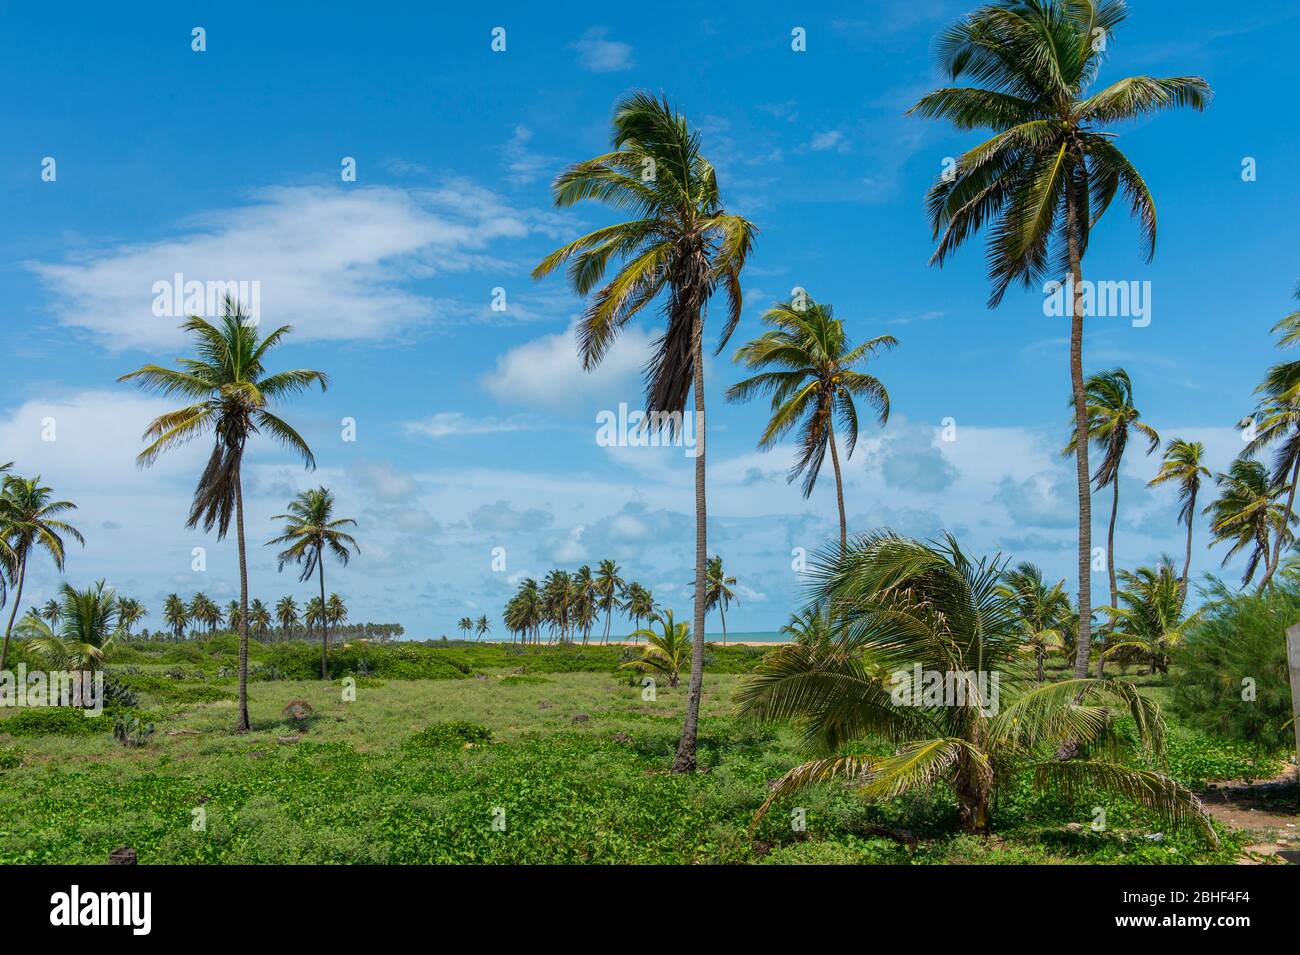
(570, 27, 634, 73)
(809, 129, 848, 152)
(501, 125, 554, 186)
(404, 412, 536, 439)
(27, 184, 545, 349)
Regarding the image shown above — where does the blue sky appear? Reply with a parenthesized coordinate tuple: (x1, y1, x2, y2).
(2, 1, 1297, 637)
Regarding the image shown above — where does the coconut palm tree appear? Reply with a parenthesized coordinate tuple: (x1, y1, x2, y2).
(457, 616, 473, 639)
(780, 604, 833, 652)
(189, 593, 219, 636)
(225, 599, 242, 633)
(505, 578, 542, 645)
(325, 593, 347, 630)
(624, 582, 654, 645)
(1063, 368, 1159, 676)
(267, 487, 358, 679)
(540, 570, 573, 643)
(0, 475, 83, 670)
(19, 580, 119, 675)
(738, 532, 1216, 843)
(275, 595, 299, 641)
(120, 296, 327, 730)
(910, 0, 1210, 680)
(622, 609, 692, 689)
(1243, 357, 1300, 589)
(594, 559, 625, 645)
(692, 555, 738, 645)
(475, 614, 490, 641)
(1101, 557, 1196, 674)
(162, 594, 188, 641)
(997, 561, 1072, 682)
(1204, 459, 1291, 588)
(305, 596, 323, 635)
(728, 296, 895, 554)
(1147, 439, 1211, 601)
(248, 598, 272, 640)
(116, 597, 145, 637)
(40, 598, 62, 628)
(571, 565, 597, 644)
(533, 90, 757, 773)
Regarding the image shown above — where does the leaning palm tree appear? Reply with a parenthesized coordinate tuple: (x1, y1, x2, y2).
(275, 595, 299, 641)
(120, 296, 327, 730)
(0, 475, 83, 670)
(1101, 557, 1197, 674)
(1204, 459, 1291, 588)
(1063, 368, 1159, 676)
(162, 594, 188, 641)
(116, 597, 145, 636)
(1243, 357, 1300, 589)
(738, 532, 1216, 843)
(475, 614, 490, 641)
(457, 616, 473, 639)
(19, 580, 119, 674)
(728, 296, 895, 554)
(266, 487, 358, 679)
(533, 91, 756, 773)
(997, 561, 1072, 682)
(692, 555, 738, 645)
(622, 609, 692, 689)
(910, 0, 1210, 680)
(594, 559, 625, 645)
(1147, 439, 1211, 600)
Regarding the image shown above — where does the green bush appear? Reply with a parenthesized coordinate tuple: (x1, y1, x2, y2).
(0, 708, 116, 737)
(405, 721, 493, 753)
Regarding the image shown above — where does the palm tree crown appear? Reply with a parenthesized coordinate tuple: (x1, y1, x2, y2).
(1147, 438, 1210, 597)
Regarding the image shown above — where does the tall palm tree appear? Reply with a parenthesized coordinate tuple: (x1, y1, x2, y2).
(1243, 357, 1300, 589)
(0, 475, 83, 670)
(693, 555, 738, 645)
(505, 578, 542, 645)
(572, 565, 597, 644)
(624, 582, 654, 644)
(120, 297, 327, 730)
(1063, 368, 1159, 676)
(728, 296, 895, 554)
(116, 597, 145, 636)
(248, 598, 272, 640)
(594, 559, 625, 645)
(997, 561, 1072, 682)
(19, 580, 119, 675)
(1147, 439, 1211, 600)
(533, 91, 756, 774)
(225, 599, 242, 633)
(475, 614, 490, 641)
(189, 592, 219, 636)
(275, 595, 299, 641)
(910, 0, 1210, 680)
(162, 594, 188, 641)
(267, 486, 358, 678)
(304, 596, 323, 635)
(325, 593, 347, 629)
(457, 616, 473, 639)
(1101, 556, 1197, 674)
(738, 532, 1216, 843)
(540, 570, 573, 643)
(1204, 459, 1291, 588)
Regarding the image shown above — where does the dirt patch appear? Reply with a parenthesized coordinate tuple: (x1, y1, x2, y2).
(1199, 773, 1300, 864)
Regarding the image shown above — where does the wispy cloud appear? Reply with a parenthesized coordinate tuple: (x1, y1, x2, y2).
(501, 125, 555, 186)
(570, 27, 634, 73)
(404, 412, 538, 439)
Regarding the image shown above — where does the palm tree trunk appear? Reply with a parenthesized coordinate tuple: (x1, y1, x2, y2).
(1260, 452, 1300, 589)
(1098, 477, 1120, 679)
(1037, 650, 1045, 683)
(0, 553, 28, 672)
(673, 313, 708, 774)
(719, 601, 727, 646)
(1066, 187, 1094, 681)
(234, 476, 251, 732)
(827, 418, 848, 557)
(318, 555, 328, 679)
(1180, 486, 1197, 604)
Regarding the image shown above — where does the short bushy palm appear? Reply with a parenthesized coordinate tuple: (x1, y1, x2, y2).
(622, 609, 691, 689)
(1102, 557, 1196, 674)
(1204, 459, 1291, 587)
(19, 580, 119, 672)
(997, 561, 1072, 681)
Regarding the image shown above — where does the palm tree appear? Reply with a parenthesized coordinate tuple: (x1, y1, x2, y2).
(225, 599, 242, 633)
(162, 594, 188, 641)
(40, 598, 62, 628)
(505, 578, 542, 645)
(19, 580, 119, 675)
(457, 616, 473, 639)
(572, 565, 597, 644)
(1147, 439, 1210, 600)
(1243, 357, 1300, 589)
(0, 475, 83, 670)
(475, 614, 490, 641)
(997, 561, 1072, 682)
(248, 598, 272, 640)
(189, 593, 219, 636)
(533, 91, 756, 774)
(267, 487, 358, 679)
(621, 609, 691, 689)
(728, 296, 895, 554)
(738, 532, 1216, 843)
(325, 593, 347, 629)
(1101, 557, 1196, 674)
(120, 296, 327, 730)
(304, 596, 324, 635)
(275, 595, 299, 641)
(780, 604, 834, 652)
(1063, 368, 1159, 676)
(623, 582, 655, 644)
(1204, 459, 1291, 588)
(693, 555, 738, 645)
(910, 0, 1210, 680)
(116, 597, 145, 636)
(594, 559, 625, 645)
(541, 570, 573, 643)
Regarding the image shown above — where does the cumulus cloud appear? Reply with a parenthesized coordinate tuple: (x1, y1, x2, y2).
(879, 426, 958, 493)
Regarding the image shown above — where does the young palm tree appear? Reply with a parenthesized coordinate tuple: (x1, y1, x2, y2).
(533, 91, 757, 774)
(120, 297, 327, 730)
(267, 487, 358, 679)
(275, 595, 299, 641)
(997, 561, 1072, 682)
(910, 0, 1210, 680)
(162, 594, 188, 641)
(475, 614, 490, 641)
(594, 559, 625, 645)
(621, 609, 691, 689)
(1147, 439, 1211, 600)
(248, 598, 272, 640)
(1101, 557, 1197, 674)
(623, 582, 655, 644)
(1063, 368, 1159, 676)
(19, 580, 119, 675)
(1243, 358, 1300, 589)
(1204, 459, 1291, 588)
(693, 555, 738, 645)
(116, 597, 145, 636)
(780, 604, 834, 652)
(0, 475, 83, 670)
(738, 532, 1216, 842)
(728, 296, 895, 554)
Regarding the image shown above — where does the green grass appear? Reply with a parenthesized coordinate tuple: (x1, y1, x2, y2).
(0, 648, 1265, 864)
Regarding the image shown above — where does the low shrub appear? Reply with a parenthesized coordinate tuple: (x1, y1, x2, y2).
(405, 720, 493, 753)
